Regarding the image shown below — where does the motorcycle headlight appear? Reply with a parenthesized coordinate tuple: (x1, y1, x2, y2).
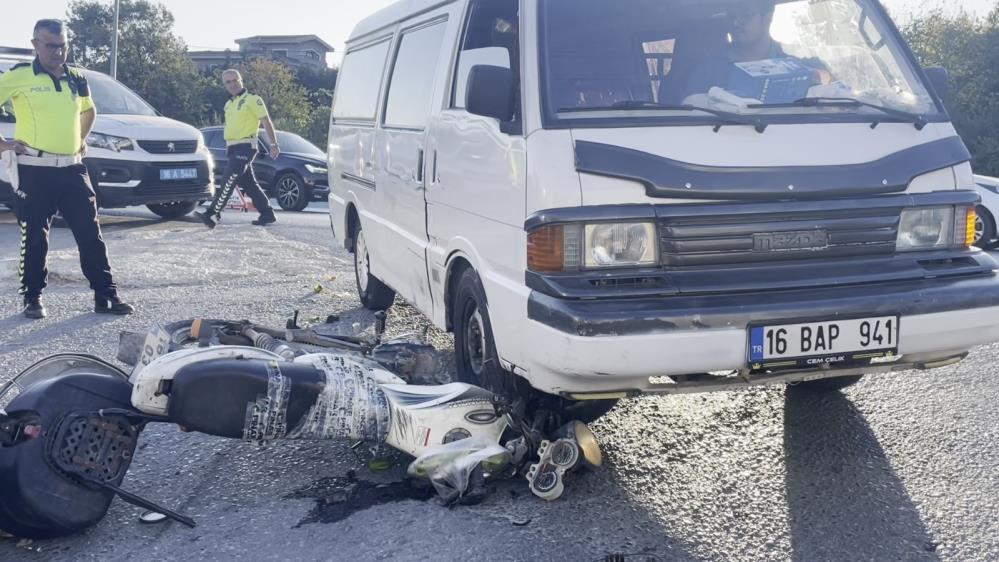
(86, 132, 134, 152)
(304, 164, 328, 175)
(896, 206, 975, 251)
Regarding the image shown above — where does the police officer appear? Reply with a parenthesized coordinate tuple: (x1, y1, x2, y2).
(0, 19, 134, 319)
(195, 69, 279, 229)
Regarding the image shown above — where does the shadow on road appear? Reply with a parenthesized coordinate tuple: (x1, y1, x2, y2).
(784, 387, 941, 562)
(0, 311, 120, 354)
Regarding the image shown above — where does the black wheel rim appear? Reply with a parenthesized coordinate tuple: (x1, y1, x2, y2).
(463, 300, 487, 377)
(278, 177, 301, 208)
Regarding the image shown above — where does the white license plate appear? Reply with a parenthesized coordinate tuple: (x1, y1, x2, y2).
(160, 168, 198, 181)
(749, 316, 899, 368)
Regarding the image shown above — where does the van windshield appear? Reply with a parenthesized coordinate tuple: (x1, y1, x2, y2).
(85, 70, 158, 116)
(541, 0, 942, 126)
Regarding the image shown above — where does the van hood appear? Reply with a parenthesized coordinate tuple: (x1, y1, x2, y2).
(569, 122, 971, 204)
(93, 114, 201, 142)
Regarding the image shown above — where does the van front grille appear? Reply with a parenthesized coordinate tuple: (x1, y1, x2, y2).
(659, 207, 901, 268)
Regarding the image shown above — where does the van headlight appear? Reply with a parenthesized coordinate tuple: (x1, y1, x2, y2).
(584, 223, 657, 268)
(528, 222, 657, 272)
(896, 206, 975, 251)
(86, 132, 134, 152)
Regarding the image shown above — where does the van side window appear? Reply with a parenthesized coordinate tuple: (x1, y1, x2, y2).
(451, 0, 520, 118)
(333, 40, 391, 122)
(383, 21, 448, 130)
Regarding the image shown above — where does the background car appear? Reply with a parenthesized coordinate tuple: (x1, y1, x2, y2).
(974, 174, 999, 249)
(0, 49, 214, 219)
(200, 127, 329, 212)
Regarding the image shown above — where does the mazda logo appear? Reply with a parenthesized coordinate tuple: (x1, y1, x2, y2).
(167, 142, 176, 152)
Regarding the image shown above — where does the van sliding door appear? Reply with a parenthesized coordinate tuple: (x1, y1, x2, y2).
(373, 10, 456, 312)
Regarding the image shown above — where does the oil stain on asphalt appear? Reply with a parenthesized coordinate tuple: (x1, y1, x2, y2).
(284, 472, 436, 527)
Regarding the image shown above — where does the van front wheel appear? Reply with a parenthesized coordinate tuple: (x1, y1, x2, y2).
(353, 224, 395, 310)
(452, 268, 512, 394)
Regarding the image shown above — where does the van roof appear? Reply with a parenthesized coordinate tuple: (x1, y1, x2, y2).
(349, 0, 451, 44)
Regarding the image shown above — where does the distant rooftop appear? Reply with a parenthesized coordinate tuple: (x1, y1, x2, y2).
(235, 35, 335, 52)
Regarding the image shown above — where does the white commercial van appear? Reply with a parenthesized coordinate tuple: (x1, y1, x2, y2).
(0, 49, 214, 219)
(328, 0, 999, 414)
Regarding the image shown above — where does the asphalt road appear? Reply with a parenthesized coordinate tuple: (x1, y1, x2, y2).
(0, 203, 996, 561)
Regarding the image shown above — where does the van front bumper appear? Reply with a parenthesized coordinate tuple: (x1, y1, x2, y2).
(86, 158, 213, 208)
(524, 273, 999, 395)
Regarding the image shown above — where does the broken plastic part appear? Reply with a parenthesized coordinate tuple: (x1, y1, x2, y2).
(526, 422, 603, 501)
(139, 511, 168, 524)
(408, 437, 511, 503)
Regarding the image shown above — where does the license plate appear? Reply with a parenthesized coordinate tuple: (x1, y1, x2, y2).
(748, 316, 899, 368)
(160, 168, 198, 181)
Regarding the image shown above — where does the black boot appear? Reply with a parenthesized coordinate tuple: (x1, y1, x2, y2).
(194, 210, 217, 230)
(23, 296, 47, 320)
(95, 293, 135, 315)
(252, 210, 276, 226)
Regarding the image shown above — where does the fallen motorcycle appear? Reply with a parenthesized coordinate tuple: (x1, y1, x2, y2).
(0, 320, 602, 539)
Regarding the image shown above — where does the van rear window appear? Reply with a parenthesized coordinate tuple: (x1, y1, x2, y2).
(333, 40, 391, 122)
(384, 21, 448, 129)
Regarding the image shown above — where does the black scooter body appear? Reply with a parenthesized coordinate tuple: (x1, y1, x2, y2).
(0, 373, 140, 539)
(169, 359, 325, 438)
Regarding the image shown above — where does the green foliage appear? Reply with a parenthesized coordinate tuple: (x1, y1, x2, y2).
(68, 0, 214, 126)
(903, 4, 999, 175)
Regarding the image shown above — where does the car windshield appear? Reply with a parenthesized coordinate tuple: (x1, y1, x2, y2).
(541, 0, 940, 124)
(85, 70, 158, 116)
(265, 131, 324, 157)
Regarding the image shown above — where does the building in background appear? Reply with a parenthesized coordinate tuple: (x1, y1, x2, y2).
(189, 35, 333, 72)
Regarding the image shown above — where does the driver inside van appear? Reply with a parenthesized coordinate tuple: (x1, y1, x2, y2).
(675, 0, 831, 104)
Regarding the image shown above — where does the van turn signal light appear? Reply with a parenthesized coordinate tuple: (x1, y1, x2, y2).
(966, 206, 977, 248)
(528, 225, 565, 272)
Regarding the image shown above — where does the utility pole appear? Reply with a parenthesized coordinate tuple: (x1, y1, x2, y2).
(110, 0, 120, 78)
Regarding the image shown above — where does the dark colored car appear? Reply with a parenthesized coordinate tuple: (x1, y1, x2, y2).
(200, 127, 329, 212)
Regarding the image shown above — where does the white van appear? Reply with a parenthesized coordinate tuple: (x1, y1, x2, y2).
(0, 50, 213, 219)
(328, 0, 999, 413)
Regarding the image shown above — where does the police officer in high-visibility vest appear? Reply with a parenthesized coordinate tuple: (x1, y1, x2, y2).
(0, 19, 134, 319)
(195, 69, 279, 229)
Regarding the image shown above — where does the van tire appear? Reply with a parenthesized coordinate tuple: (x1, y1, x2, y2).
(793, 375, 864, 393)
(353, 223, 395, 310)
(974, 205, 996, 249)
(452, 268, 511, 394)
(147, 201, 198, 219)
(451, 268, 619, 422)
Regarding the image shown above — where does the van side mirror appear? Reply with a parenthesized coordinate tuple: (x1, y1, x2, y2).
(465, 65, 515, 123)
(924, 66, 950, 104)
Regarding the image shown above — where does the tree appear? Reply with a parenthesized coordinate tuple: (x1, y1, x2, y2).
(67, 0, 213, 125)
(235, 58, 311, 133)
(903, 4, 999, 175)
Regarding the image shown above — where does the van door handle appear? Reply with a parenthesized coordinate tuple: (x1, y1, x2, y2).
(432, 150, 438, 184)
(416, 149, 425, 183)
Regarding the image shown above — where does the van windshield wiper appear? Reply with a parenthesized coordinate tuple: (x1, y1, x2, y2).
(558, 101, 768, 133)
(748, 97, 929, 130)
